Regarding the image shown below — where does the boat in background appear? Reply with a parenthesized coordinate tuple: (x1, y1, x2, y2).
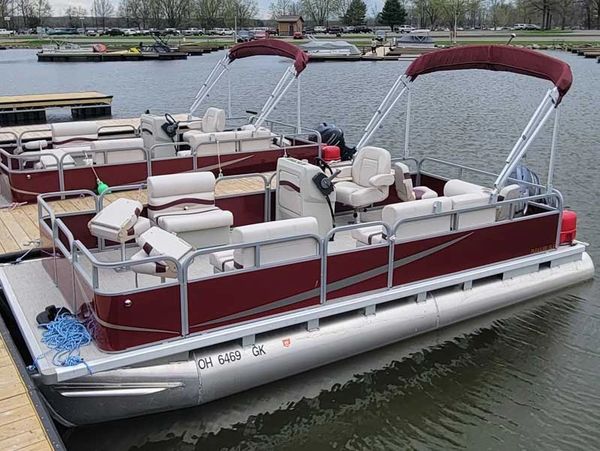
(0, 45, 592, 426)
(301, 38, 362, 59)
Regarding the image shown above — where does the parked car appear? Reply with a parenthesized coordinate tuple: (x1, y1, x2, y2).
(327, 26, 343, 35)
(85, 29, 99, 36)
(183, 28, 203, 36)
(396, 25, 415, 33)
(101, 28, 124, 36)
(293, 31, 304, 39)
(343, 26, 355, 33)
(314, 26, 326, 33)
(123, 28, 140, 36)
(525, 24, 541, 30)
(237, 30, 255, 42)
(162, 28, 180, 35)
(0, 28, 15, 36)
(254, 30, 267, 39)
(354, 26, 372, 33)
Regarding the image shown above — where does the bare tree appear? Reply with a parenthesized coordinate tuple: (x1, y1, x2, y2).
(158, 0, 191, 27)
(270, 0, 302, 18)
(222, 0, 258, 27)
(195, 0, 222, 28)
(301, 0, 341, 25)
(65, 5, 86, 27)
(92, 0, 114, 30)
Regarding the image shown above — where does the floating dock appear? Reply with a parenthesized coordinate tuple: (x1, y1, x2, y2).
(0, 92, 112, 126)
(177, 44, 226, 56)
(0, 317, 64, 450)
(37, 51, 188, 63)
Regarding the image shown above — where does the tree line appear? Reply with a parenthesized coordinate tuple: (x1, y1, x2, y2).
(1, 0, 600, 31)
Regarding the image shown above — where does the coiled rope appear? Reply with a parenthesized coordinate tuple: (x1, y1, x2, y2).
(38, 313, 92, 369)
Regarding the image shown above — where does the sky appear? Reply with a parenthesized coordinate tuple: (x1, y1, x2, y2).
(49, 0, 385, 21)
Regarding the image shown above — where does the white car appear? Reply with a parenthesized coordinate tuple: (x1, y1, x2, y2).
(314, 26, 326, 33)
(0, 29, 14, 36)
(123, 28, 140, 36)
(396, 25, 414, 33)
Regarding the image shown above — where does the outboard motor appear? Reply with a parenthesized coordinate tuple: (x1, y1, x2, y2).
(508, 164, 550, 211)
(312, 123, 356, 161)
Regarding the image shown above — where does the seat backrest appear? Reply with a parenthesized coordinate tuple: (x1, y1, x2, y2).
(351, 146, 391, 188)
(202, 107, 226, 133)
(90, 138, 145, 164)
(88, 197, 143, 234)
(496, 184, 523, 220)
(51, 121, 98, 147)
(443, 179, 489, 197)
(276, 158, 335, 236)
(450, 192, 496, 229)
(393, 161, 415, 202)
(186, 131, 237, 155)
(232, 217, 319, 269)
(147, 172, 216, 222)
(382, 197, 453, 241)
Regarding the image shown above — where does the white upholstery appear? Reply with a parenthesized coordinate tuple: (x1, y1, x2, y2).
(132, 227, 193, 278)
(209, 217, 319, 271)
(497, 184, 523, 220)
(450, 192, 496, 229)
(23, 140, 48, 151)
(139, 114, 177, 158)
(350, 225, 387, 246)
(393, 162, 438, 201)
(276, 158, 336, 236)
(209, 249, 236, 273)
(37, 148, 76, 169)
(444, 179, 490, 197)
(88, 198, 150, 243)
(185, 131, 238, 155)
(236, 126, 273, 152)
(51, 121, 98, 147)
(147, 172, 233, 248)
(201, 107, 226, 133)
(335, 146, 394, 209)
(90, 138, 145, 164)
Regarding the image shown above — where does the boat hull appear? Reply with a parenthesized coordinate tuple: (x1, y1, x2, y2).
(36, 251, 594, 426)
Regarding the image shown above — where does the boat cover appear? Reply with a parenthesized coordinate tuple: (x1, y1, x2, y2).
(228, 39, 309, 75)
(405, 45, 572, 103)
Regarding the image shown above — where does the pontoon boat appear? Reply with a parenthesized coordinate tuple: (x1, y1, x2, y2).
(0, 45, 593, 426)
(1, 40, 321, 203)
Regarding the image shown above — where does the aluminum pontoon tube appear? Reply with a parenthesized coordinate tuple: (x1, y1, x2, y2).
(38, 252, 594, 425)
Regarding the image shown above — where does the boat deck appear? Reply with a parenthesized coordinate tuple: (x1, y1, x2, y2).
(0, 175, 268, 255)
(0, 329, 54, 450)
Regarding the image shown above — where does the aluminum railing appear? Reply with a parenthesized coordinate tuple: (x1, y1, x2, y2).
(39, 168, 564, 341)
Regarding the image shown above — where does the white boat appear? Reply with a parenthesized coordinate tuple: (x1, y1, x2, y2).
(0, 45, 593, 426)
(301, 39, 362, 57)
(393, 29, 436, 49)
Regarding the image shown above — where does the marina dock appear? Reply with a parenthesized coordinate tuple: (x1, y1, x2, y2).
(0, 92, 112, 126)
(37, 52, 188, 63)
(0, 319, 63, 450)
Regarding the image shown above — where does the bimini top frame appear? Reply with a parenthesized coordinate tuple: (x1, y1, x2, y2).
(357, 45, 574, 195)
(188, 39, 310, 129)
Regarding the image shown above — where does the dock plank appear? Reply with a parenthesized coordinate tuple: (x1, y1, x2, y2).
(0, 334, 54, 451)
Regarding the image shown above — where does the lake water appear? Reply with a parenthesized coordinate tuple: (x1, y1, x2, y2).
(2, 49, 599, 450)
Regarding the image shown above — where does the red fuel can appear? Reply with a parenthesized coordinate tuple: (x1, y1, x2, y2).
(322, 145, 341, 162)
(560, 210, 577, 245)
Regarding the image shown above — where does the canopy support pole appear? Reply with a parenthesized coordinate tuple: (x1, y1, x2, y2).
(404, 89, 411, 159)
(547, 107, 560, 194)
(227, 67, 232, 118)
(297, 76, 302, 133)
(356, 75, 409, 150)
(494, 88, 558, 193)
(189, 55, 230, 117)
(255, 65, 298, 128)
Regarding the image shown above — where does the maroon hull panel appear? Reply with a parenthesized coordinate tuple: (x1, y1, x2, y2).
(326, 246, 388, 300)
(216, 193, 266, 227)
(8, 143, 318, 203)
(92, 285, 182, 352)
(392, 213, 559, 285)
(188, 259, 321, 334)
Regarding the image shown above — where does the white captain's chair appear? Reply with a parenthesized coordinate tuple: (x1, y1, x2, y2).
(335, 146, 395, 221)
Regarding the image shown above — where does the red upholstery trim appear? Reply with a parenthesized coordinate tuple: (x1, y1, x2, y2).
(279, 180, 301, 193)
(147, 198, 214, 211)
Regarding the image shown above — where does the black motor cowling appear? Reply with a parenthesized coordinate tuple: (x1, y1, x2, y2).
(311, 123, 356, 161)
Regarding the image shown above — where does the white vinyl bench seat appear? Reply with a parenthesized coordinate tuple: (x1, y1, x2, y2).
(51, 121, 99, 147)
(90, 137, 146, 165)
(88, 198, 151, 244)
(131, 227, 193, 279)
(209, 217, 319, 273)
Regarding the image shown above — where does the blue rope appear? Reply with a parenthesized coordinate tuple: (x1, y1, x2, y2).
(37, 313, 92, 370)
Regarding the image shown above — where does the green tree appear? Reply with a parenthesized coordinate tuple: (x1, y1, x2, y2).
(342, 0, 366, 25)
(378, 0, 406, 30)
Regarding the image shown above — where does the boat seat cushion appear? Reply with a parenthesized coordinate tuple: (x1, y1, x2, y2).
(202, 107, 226, 133)
(451, 192, 496, 229)
(156, 208, 233, 233)
(497, 184, 523, 220)
(351, 225, 386, 246)
(230, 217, 319, 269)
(88, 198, 150, 243)
(51, 121, 99, 146)
(132, 227, 193, 278)
(38, 148, 76, 169)
(23, 140, 48, 150)
(393, 162, 437, 201)
(209, 249, 235, 272)
(444, 179, 490, 197)
(183, 131, 238, 155)
(382, 197, 453, 241)
(336, 181, 389, 207)
(90, 138, 145, 164)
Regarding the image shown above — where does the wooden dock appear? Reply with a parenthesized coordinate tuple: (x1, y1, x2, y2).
(177, 44, 226, 56)
(37, 51, 187, 63)
(0, 176, 267, 256)
(0, 327, 58, 450)
(0, 92, 112, 126)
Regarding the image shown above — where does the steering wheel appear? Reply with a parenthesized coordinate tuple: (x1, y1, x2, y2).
(164, 113, 177, 126)
(315, 157, 334, 175)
